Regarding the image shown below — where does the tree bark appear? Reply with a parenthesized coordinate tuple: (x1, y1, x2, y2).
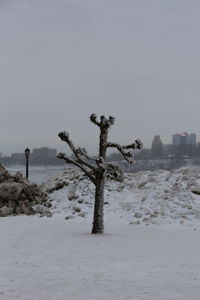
(99, 127, 108, 159)
(91, 173, 105, 234)
(91, 126, 108, 234)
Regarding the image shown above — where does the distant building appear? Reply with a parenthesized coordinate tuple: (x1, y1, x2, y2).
(172, 133, 196, 146)
(33, 147, 57, 159)
(151, 135, 164, 158)
(11, 153, 25, 164)
(11, 153, 24, 160)
(0, 147, 62, 166)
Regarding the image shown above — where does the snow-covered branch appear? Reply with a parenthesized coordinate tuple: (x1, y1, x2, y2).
(90, 114, 115, 129)
(57, 153, 96, 184)
(107, 140, 143, 157)
(106, 142, 134, 163)
(90, 114, 100, 127)
(100, 115, 115, 128)
(122, 139, 143, 150)
(96, 157, 107, 170)
(76, 147, 97, 162)
(58, 131, 77, 157)
(58, 132, 97, 172)
(106, 140, 143, 163)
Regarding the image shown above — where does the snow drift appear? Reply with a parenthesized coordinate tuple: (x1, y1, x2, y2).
(42, 166, 200, 227)
(1, 166, 200, 300)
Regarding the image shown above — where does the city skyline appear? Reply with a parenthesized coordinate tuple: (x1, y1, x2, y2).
(1, 131, 198, 157)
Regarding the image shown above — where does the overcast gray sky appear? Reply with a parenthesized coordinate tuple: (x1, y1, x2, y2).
(1, 0, 200, 155)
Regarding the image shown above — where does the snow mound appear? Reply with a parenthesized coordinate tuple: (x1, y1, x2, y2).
(42, 166, 200, 226)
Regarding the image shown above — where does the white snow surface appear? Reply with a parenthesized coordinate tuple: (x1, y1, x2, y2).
(44, 166, 200, 227)
(1, 166, 200, 299)
(1, 217, 200, 300)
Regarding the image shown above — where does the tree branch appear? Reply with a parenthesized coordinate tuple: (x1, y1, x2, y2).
(96, 157, 107, 170)
(76, 147, 97, 162)
(106, 143, 134, 163)
(58, 131, 77, 156)
(90, 114, 115, 129)
(90, 114, 100, 127)
(107, 139, 143, 163)
(108, 116, 115, 126)
(58, 131, 97, 172)
(122, 139, 143, 150)
(57, 153, 96, 184)
(100, 115, 115, 128)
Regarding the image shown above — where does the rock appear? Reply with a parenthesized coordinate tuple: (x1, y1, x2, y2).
(0, 206, 13, 217)
(73, 206, 81, 213)
(150, 212, 159, 218)
(0, 183, 23, 201)
(8, 200, 17, 211)
(19, 201, 33, 215)
(32, 205, 51, 216)
(35, 196, 43, 204)
(187, 205, 193, 210)
(191, 188, 200, 195)
(134, 212, 142, 218)
(65, 215, 74, 220)
(46, 180, 69, 193)
(45, 201, 52, 208)
(129, 220, 140, 225)
(0, 165, 50, 217)
(78, 212, 87, 218)
(67, 192, 79, 201)
(138, 181, 147, 188)
(14, 172, 24, 183)
(78, 198, 84, 204)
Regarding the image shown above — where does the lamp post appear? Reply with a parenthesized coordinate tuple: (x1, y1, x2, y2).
(24, 148, 30, 179)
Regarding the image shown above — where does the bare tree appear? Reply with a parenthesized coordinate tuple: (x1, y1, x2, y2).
(57, 114, 142, 234)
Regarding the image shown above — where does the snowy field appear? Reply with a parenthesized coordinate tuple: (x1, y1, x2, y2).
(1, 216, 200, 300)
(1, 166, 200, 299)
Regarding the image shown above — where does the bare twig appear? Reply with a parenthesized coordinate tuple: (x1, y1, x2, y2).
(57, 153, 96, 184)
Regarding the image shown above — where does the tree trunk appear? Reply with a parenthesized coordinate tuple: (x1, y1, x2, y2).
(92, 123, 108, 233)
(99, 128, 108, 158)
(91, 174, 105, 234)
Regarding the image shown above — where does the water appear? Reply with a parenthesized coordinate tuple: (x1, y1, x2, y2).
(7, 165, 68, 184)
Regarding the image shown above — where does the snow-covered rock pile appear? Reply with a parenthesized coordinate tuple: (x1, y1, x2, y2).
(0, 164, 51, 217)
(42, 166, 200, 226)
(41, 168, 94, 219)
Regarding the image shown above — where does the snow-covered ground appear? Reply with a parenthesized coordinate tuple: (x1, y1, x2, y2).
(1, 166, 200, 299)
(1, 216, 200, 300)
(44, 166, 200, 227)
